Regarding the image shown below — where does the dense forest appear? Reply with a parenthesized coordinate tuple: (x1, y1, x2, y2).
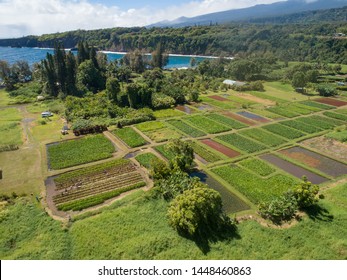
(0, 7, 346, 63)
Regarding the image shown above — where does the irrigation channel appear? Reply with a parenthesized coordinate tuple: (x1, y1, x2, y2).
(190, 171, 250, 214)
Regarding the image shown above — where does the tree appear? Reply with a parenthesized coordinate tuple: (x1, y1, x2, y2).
(305, 69, 319, 83)
(123, 49, 146, 73)
(292, 177, 320, 209)
(11, 60, 32, 83)
(188, 90, 199, 102)
(167, 187, 227, 236)
(316, 84, 337, 97)
(149, 158, 171, 180)
(151, 43, 168, 69)
(291, 71, 307, 89)
(106, 77, 120, 103)
(166, 139, 194, 172)
(77, 60, 105, 93)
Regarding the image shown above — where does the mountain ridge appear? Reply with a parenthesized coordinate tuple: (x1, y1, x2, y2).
(148, 0, 347, 27)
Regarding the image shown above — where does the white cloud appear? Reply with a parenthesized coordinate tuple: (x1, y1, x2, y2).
(0, 0, 282, 38)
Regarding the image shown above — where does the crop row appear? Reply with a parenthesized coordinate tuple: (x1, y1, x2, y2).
(206, 114, 247, 129)
(300, 100, 335, 110)
(280, 119, 323, 134)
(135, 153, 158, 168)
(54, 161, 135, 189)
(266, 106, 300, 118)
(212, 165, 297, 204)
(166, 120, 206, 137)
(112, 127, 147, 148)
(262, 123, 305, 139)
(154, 145, 176, 161)
(47, 135, 115, 170)
(216, 133, 268, 153)
(184, 115, 231, 134)
(238, 158, 276, 177)
(288, 103, 319, 114)
(323, 111, 347, 122)
(239, 128, 287, 147)
(187, 140, 223, 163)
(54, 172, 143, 204)
(57, 182, 146, 212)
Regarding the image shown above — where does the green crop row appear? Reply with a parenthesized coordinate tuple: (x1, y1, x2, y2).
(266, 106, 300, 118)
(154, 144, 176, 161)
(184, 115, 231, 134)
(212, 165, 297, 204)
(300, 100, 335, 110)
(54, 158, 130, 184)
(135, 153, 159, 168)
(207, 113, 247, 129)
(48, 135, 115, 170)
(167, 119, 206, 137)
(239, 128, 287, 147)
(217, 133, 268, 153)
(135, 121, 166, 132)
(187, 140, 223, 163)
(113, 127, 147, 148)
(238, 158, 276, 177)
(323, 111, 347, 122)
(287, 103, 317, 114)
(57, 182, 146, 211)
(280, 119, 323, 134)
(262, 123, 305, 139)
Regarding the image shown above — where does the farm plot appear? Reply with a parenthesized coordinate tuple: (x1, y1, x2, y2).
(187, 140, 224, 163)
(300, 100, 335, 110)
(166, 120, 206, 137)
(239, 158, 276, 177)
(144, 128, 182, 143)
(279, 147, 347, 178)
(153, 108, 185, 119)
(239, 128, 287, 147)
(314, 98, 347, 107)
(262, 124, 305, 139)
(216, 133, 268, 153)
(236, 111, 270, 123)
(200, 139, 241, 158)
(287, 103, 318, 114)
(200, 96, 237, 110)
(207, 114, 247, 129)
(223, 112, 256, 125)
(212, 165, 297, 204)
(112, 127, 147, 148)
(266, 106, 300, 118)
(209, 95, 229, 101)
(260, 154, 328, 184)
(51, 159, 146, 211)
(249, 108, 282, 120)
(325, 130, 347, 143)
(184, 115, 231, 134)
(135, 153, 159, 168)
(47, 135, 115, 170)
(295, 116, 335, 130)
(135, 121, 166, 132)
(154, 144, 176, 161)
(280, 119, 323, 134)
(323, 111, 347, 122)
(175, 105, 196, 114)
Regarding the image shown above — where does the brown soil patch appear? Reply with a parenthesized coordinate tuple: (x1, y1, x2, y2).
(301, 136, 347, 162)
(314, 98, 347, 107)
(209, 95, 229, 101)
(175, 105, 195, 114)
(223, 112, 256, 125)
(201, 139, 241, 158)
(279, 150, 321, 168)
(234, 93, 276, 106)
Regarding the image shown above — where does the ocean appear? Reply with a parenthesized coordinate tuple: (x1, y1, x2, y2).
(0, 47, 211, 69)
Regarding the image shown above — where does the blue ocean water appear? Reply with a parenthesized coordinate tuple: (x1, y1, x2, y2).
(0, 47, 208, 69)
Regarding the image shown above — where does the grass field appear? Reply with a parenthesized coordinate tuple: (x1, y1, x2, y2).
(0, 89, 11, 106)
(47, 134, 115, 170)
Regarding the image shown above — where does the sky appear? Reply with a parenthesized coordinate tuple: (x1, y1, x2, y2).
(0, 0, 289, 39)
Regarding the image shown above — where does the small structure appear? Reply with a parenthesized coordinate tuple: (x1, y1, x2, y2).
(37, 95, 45, 101)
(223, 79, 246, 87)
(41, 111, 53, 118)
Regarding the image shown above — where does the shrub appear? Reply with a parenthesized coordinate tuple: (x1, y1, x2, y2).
(292, 177, 320, 209)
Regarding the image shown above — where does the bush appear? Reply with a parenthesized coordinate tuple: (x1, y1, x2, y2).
(292, 177, 320, 209)
(258, 193, 298, 224)
(316, 84, 337, 97)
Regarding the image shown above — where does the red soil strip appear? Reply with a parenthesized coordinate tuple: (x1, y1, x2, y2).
(279, 150, 321, 168)
(314, 98, 347, 107)
(201, 139, 241, 158)
(223, 112, 256, 125)
(209, 95, 229, 101)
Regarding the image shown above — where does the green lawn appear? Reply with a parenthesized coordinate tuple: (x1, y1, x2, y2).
(262, 82, 312, 102)
(0, 89, 11, 106)
(0, 108, 22, 122)
(2, 181, 346, 259)
(47, 134, 115, 169)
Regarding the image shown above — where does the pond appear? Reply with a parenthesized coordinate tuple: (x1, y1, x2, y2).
(190, 171, 250, 214)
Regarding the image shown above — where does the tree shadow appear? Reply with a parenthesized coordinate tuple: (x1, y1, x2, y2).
(180, 221, 241, 255)
(304, 204, 334, 222)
